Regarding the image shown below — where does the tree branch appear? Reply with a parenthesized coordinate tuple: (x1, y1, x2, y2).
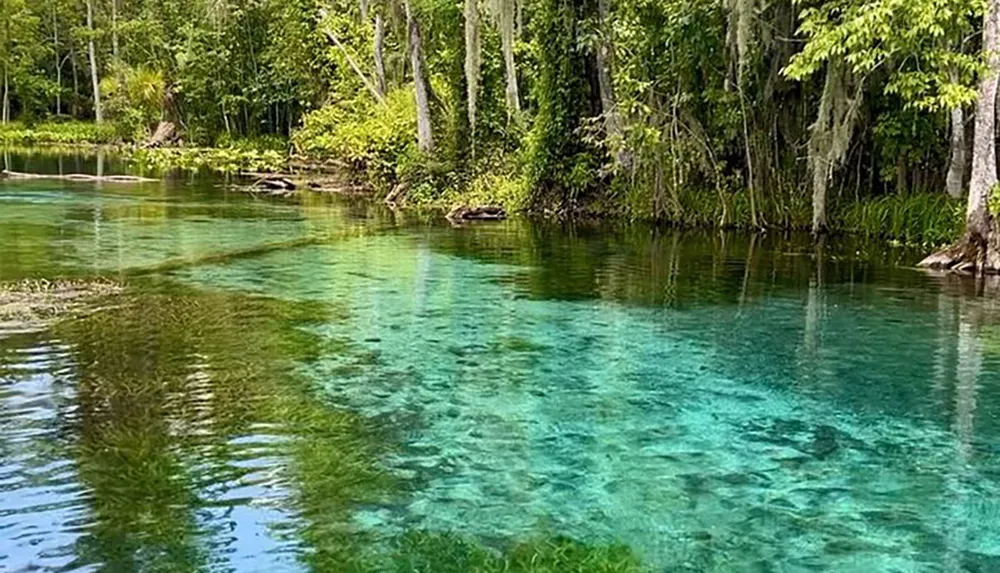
(318, 9, 386, 104)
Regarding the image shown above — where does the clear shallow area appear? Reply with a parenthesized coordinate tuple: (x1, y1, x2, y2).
(1, 150, 999, 572)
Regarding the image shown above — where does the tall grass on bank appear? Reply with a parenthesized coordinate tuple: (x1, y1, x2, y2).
(839, 193, 964, 245)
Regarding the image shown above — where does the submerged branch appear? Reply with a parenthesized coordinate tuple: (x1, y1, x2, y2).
(124, 236, 336, 277)
(1, 170, 158, 183)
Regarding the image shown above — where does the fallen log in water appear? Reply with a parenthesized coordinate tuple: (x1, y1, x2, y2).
(446, 205, 508, 222)
(232, 172, 369, 197)
(1, 170, 159, 183)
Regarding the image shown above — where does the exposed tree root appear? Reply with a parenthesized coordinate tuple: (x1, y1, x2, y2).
(384, 182, 410, 205)
(918, 224, 1000, 274)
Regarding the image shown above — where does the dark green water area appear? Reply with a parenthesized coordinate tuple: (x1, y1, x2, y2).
(1, 151, 999, 572)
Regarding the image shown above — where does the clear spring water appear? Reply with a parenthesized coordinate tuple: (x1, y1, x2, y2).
(1, 151, 999, 572)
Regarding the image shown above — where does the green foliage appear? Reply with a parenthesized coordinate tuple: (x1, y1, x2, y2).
(990, 183, 1000, 217)
(123, 146, 286, 173)
(0, 121, 118, 144)
(100, 64, 166, 139)
(525, 0, 601, 206)
(784, 0, 980, 111)
(293, 89, 418, 184)
(872, 107, 947, 191)
(0, 0, 48, 120)
(433, 153, 530, 210)
(616, 180, 812, 230)
(460, 168, 530, 211)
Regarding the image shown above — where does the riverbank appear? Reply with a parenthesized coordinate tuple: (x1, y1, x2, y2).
(1, 121, 964, 248)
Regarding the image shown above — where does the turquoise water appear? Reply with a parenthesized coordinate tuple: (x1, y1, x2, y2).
(1, 152, 1000, 572)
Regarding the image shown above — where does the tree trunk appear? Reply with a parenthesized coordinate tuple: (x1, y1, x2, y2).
(596, 0, 628, 168)
(405, 0, 435, 152)
(2, 64, 9, 125)
(2, 10, 9, 124)
(921, 0, 1000, 271)
(52, 4, 62, 116)
(896, 156, 908, 195)
(111, 0, 120, 62)
(967, 0, 998, 240)
(811, 156, 828, 233)
(322, 27, 385, 103)
(70, 42, 80, 117)
(317, 9, 385, 103)
(374, 13, 387, 97)
(946, 99, 966, 199)
(86, 0, 103, 123)
(464, 0, 480, 142)
(496, 0, 520, 117)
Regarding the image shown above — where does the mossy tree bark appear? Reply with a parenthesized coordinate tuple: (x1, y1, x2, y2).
(808, 62, 861, 235)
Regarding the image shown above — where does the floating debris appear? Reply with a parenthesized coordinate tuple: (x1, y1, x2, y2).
(0, 279, 125, 334)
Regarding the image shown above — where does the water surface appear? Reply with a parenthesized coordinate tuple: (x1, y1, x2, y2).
(1, 152, 999, 572)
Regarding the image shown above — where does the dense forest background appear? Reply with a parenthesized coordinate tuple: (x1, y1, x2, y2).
(2, 0, 1000, 254)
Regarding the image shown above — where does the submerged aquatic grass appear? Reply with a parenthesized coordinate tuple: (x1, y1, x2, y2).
(392, 533, 647, 573)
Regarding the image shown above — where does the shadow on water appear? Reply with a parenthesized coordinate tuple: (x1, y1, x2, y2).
(424, 220, 935, 306)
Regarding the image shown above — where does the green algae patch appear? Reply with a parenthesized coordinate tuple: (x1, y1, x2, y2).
(0, 279, 124, 332)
